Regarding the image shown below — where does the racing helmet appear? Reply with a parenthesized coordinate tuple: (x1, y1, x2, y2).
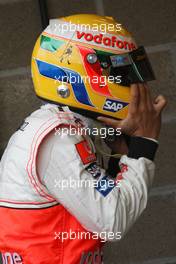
(31, 14, 155, 120)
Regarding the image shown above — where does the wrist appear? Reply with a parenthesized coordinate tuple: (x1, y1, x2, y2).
(132, 132, 159, 141)
(128, 136, 158, 161)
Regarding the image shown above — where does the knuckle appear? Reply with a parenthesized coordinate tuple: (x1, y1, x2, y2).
(159, 94, 167, 102)
(163, 97, 168, 105)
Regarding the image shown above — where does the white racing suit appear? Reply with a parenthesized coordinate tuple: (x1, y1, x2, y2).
(0, 103, 158, 264)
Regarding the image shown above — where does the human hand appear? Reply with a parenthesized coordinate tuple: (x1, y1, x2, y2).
(98, 83, 167, 140)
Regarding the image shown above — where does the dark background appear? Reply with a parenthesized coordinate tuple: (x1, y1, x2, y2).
(0, 0, 176, 263)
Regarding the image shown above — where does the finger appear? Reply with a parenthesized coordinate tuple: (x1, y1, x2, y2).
(154, 95, 167, 113)
(138, 83, 147, 110)
(128, 83, 139, 114)
(144, 83, 153, 109)
(97, 116, 121, 128)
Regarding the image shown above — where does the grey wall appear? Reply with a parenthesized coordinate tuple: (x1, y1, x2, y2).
(0, 0, 176, 263)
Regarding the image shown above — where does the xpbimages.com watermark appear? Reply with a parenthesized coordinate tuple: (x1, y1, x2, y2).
(54, 74, 122, 86)
(54, 229, 122, 243)
(51, 21, 122, 34)
(54, 126, 122, 139)
(54, 177, 121, 191)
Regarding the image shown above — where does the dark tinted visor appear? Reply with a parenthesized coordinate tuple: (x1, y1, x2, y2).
(110, 46, 155, 86)
(96, 46, 156, 86)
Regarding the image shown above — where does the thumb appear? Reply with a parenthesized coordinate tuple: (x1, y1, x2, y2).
(97, 116, 121, 128)
(154, 95, 167, 114)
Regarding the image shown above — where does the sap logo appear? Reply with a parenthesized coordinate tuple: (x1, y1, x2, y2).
(103, 99, 128, 113)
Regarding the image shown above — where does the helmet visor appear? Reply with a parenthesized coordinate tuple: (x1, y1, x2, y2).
(97, 46, 155, 86)
(110, 46, 155, 86)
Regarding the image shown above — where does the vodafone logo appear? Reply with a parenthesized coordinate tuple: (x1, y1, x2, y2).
(76, 31, 136, 51)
